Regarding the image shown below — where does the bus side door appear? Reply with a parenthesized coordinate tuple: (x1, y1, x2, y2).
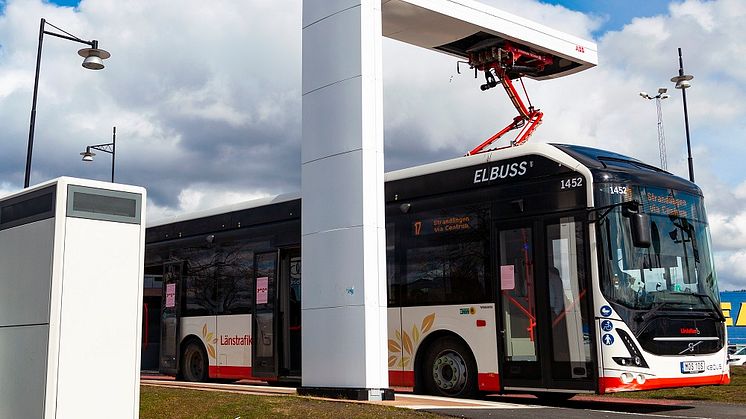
(159, 262, 182, 376)
(252, 252, 279, 378)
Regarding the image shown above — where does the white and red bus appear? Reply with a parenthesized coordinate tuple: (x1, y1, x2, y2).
(144, 143, 728, 399)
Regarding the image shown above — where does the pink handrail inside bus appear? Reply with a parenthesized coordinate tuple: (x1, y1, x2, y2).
(503, 292, 537, 341)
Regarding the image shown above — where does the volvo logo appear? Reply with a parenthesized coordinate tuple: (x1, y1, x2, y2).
(678, 340, 703, 355)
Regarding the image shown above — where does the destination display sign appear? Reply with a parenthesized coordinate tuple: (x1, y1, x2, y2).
(597, 183, 704, 222)
(412, 213, 478, 236)
(642, 190, 692, 219)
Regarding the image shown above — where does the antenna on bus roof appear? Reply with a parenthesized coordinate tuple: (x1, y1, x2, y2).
(463, 39, 552, 155)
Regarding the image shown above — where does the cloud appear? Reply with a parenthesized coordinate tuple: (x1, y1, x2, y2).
(1, 0, 745, 288)
(0, 182, 19, 199)
(715, 251, 746, 291)
(0, 0, 302, 211)
(146, 183, 273, 223)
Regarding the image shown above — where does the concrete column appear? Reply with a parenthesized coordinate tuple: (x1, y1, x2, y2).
(300, 0, 390, 400)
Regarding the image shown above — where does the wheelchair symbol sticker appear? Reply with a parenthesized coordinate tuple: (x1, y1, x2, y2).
(601, 320, 613, 332)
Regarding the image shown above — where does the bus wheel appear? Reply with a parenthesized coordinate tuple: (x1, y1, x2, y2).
(422, 337, 477, 398)
(181, 341, 208, 382)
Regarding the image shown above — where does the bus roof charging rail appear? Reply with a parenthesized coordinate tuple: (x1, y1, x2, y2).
(464, 39, 553, 155)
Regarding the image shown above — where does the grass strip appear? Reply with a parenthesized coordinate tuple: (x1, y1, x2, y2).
(140, 386, 438, 419)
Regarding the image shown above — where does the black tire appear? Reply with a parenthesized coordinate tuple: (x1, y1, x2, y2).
(535, 392, 575, 403)
(180, 340, 209, 382)
(421, 336, 478, 398)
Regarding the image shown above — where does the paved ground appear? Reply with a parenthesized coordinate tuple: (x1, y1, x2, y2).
(428, 395, 745, 419)
(140, 375, 745, 419)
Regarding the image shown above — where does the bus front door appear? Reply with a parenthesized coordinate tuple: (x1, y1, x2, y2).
(159, 262, 182, 376)
(497, 225, 543, 389)
(497, 217, 596, 394)
(252, 252, 279, 378)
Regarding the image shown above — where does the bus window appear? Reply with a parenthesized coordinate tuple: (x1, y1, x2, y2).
(217, 242, 254, 315)
(403, 207, 490, 305)
(180, 248, 219, 317)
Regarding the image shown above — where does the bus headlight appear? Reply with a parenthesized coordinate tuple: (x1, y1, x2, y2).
(620, 372, 634, 384)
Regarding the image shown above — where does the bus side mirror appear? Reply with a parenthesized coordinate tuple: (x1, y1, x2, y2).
(630, 213, 651, 248)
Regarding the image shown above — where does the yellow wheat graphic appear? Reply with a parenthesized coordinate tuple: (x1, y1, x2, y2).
(202, 324, 217, 359)
(388, 313, 435, 368)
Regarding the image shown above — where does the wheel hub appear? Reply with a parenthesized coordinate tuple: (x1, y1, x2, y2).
(432, 350, 467, 393)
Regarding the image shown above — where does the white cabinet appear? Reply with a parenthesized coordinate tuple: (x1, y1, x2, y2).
(0, 177, 146, 419)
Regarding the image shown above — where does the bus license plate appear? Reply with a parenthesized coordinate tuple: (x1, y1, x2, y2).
(680, 361, 705, 374)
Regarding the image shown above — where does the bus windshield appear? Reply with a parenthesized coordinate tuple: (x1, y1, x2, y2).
(597, 184, 720, 312)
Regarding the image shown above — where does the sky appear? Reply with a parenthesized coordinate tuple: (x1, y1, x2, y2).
(0, 0, 745, 289)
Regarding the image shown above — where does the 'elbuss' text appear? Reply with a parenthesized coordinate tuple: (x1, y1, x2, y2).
(473, 161, 529, 184)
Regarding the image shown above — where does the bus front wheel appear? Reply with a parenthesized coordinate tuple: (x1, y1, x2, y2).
(422, 337, 477, 398)
(181, 341, 208, 382)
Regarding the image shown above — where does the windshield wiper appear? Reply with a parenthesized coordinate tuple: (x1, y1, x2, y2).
(669, 292, 726, 321)
(636, 300, 690, 323)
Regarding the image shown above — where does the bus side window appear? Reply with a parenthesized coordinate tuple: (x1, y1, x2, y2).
(218, 243, 254, 315)
(180, 248, 219, 317)
(403, 206, 490, 306)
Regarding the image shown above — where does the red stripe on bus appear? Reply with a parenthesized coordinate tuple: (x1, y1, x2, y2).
(599, 373, 730, 394)
(208, 366, 254, 380)
(387, 371, 500, 391)
(389, 370, 415, 387)
(478, 373, 500, 391)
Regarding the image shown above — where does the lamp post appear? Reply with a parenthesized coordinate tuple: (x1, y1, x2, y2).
(24, 18, 110, 188)
(80, 126, 116, 183)
(671, 47, 695, 183)
(639, 88, 670, 170)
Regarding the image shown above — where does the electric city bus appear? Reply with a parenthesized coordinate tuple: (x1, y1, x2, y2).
(144, 143, 728, 399)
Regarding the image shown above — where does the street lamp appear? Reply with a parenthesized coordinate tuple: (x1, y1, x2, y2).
(639, 88, 670, 170)
(80, 126, 117, 183)
(24, 18, 111, 188)
(671, 47, 695, 183)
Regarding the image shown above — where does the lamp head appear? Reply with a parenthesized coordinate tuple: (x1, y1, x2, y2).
(657, 87, 668, 94)
(80, 147, 95, 162)
(639, 92, 649, 99)
(78, 43, 111, 70)
(671, 74, 693, 89)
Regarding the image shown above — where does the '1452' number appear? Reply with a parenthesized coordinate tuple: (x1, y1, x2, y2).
(561, 177, 583, 189)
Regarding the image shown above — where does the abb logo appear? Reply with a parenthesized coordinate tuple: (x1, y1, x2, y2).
(575, 45, 585, 53)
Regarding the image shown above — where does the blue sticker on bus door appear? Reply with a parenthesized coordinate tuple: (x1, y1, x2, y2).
(602, 333, 615, 345)
(601, 320, 613, 332)
(600, 305, 613, 317)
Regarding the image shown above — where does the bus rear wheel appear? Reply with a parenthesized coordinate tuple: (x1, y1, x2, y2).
(422, 337, 477, 398)
(181, 341, 208, 382)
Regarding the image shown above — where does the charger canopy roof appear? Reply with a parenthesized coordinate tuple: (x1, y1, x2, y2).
(382, 0, 598, 80)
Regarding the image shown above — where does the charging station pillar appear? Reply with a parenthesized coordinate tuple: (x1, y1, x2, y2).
(300, 0, 391, 400)
(0, 177, 146, 418)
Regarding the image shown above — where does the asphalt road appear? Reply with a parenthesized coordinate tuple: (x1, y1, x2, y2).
(423, 395, 745, 419)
